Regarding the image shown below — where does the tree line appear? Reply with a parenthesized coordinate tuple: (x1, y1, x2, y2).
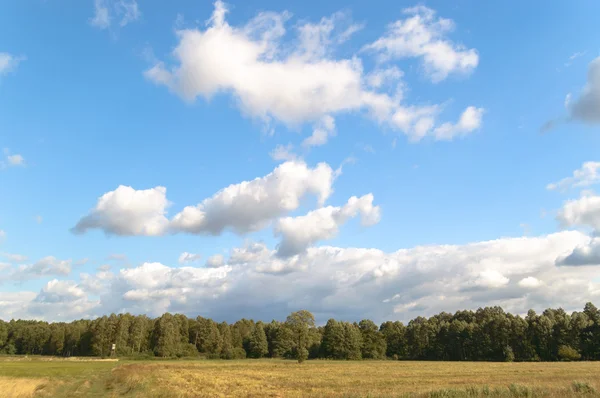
(1, 303, 600, 362)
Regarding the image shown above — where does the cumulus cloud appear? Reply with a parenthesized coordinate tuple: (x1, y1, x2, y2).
(557, 191, 600, 231)
(302, 115, 336, 148)
(518, 276, 542, 288)
(557, 238, 600, 266)
(170, 160, 334, 235)
(205, 254, 225, 268)
(274, 194, 381, 257)
(13, 256, 72, 280)
(270, 144, 298, 161)
(5, 231, 600, 323)
(74, 161, 335, 237)
(72, 185, 170, 236)
(1, 149, 25, 169)
(0, 53, 25, 75)
(433, 106, 484, 140)
(363, 6, 478, 82)
(548, 161, 600, 192)
(145, 1, 482, 143)
(567, 57, 600, 124)
(90, 0, 140, 30)
(178, 252, 202, 265)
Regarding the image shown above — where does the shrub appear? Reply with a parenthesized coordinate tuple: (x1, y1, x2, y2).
(572, 381, 596, 394)
(177, 343, 199, 358)
(231, 347, 246, 359)
(558, 345, 581, 361)
(503, 345, 515, 362)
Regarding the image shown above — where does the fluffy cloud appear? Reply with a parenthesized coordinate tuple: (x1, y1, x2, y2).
(302, 115, 336, 148)
(73, 161, 334, 237)
(0, 230, 5, 241)
(557, 191, 600, 231)
(547, 161, 600, 192)
(0, 53, 25, 75)
(363, 6, 478, 82)
(72, 185, 170, 236)
(13, 256, 72, 280)
(170, 160, 334, 235)
(567, 57, 600, 124)
(274, 194, 381, 257)
(205, 254, 225, 268)
(178, 252, 202, 265)
(557, 238, 600, 266)
(7, 230, 597, 323)
(90, 0, 140, 30)
(145, 1, 481, 143)
(518, 277, 542, 289)
(1, 149, 25, 169)
(270, 144, 298, 161)
(433, 106, 484, 140)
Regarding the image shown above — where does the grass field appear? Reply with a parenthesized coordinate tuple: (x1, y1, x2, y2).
(1, 357, 600, 397)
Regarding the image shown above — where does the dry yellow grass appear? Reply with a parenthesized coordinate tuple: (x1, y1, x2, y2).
(0, 376, 49, 398)
(2, 358, 600, 397)
(108, 360, 600, 397)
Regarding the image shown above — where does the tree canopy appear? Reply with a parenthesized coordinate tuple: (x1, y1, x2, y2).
(1, 303, 599, 362)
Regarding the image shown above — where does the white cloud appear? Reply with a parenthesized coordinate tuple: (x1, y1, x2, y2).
(178, 252, 202, 265)
(1, 149, 25, 169)
(1, 252, 28, 263)
(548, 161, 600, 192)
(270, 144, 298, 161)
(557, 238, 600, 266)
(35, 280, 86, 303)
(13, 256, 72, 280)
(90, 0, 140, 30)
(433, 106, 484, 140)
(518, 276, 542, 288)
(363, 5, 478, 82)
(0, 230, 5, 241)
(274, 194, 381, 257)
(564, 51, 586, 68)
(170, 160, 334, 235)
(35, 215, 43, 224)
(72, 185, 170, 236)
(302, 115, 336, 148)
(557, 191, 600, 231)
(0, 53, 25, 75)
(567, 56, 600, 124)
(5, 231, 600, 323)
(145, 1, 482, 143)
(6, 154, 24, 166)
(205, 254, 225, 268)
(366, 67, 403, 89)
(468, 270, 509, 289)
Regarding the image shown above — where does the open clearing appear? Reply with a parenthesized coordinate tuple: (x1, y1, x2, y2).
(1, 357, 600, 397)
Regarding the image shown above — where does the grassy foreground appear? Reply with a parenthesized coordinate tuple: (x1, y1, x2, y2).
(1, 357, 600, 397)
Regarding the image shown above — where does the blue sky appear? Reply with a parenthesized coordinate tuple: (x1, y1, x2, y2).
(1, 0, 600, 323)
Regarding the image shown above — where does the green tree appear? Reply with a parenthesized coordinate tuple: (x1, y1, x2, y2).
(285, 310, 315, 363)
(246, 322, 268, 358)
(358, 319, 386, 359)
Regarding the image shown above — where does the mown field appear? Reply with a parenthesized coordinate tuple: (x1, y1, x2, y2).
(1, 357, 600, 397)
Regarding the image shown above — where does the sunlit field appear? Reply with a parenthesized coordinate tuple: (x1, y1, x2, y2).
(1, 357, 600, 397)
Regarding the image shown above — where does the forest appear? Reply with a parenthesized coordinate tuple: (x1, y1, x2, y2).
(1, 303, 600, 362)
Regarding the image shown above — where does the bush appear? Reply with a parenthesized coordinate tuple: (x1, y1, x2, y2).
(558, 345, 581, 361)
(231, 347, 246, 359)
(572, 381, 596, 394)
(503, 345, 515, 362)
(177, 343, 199, 358)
